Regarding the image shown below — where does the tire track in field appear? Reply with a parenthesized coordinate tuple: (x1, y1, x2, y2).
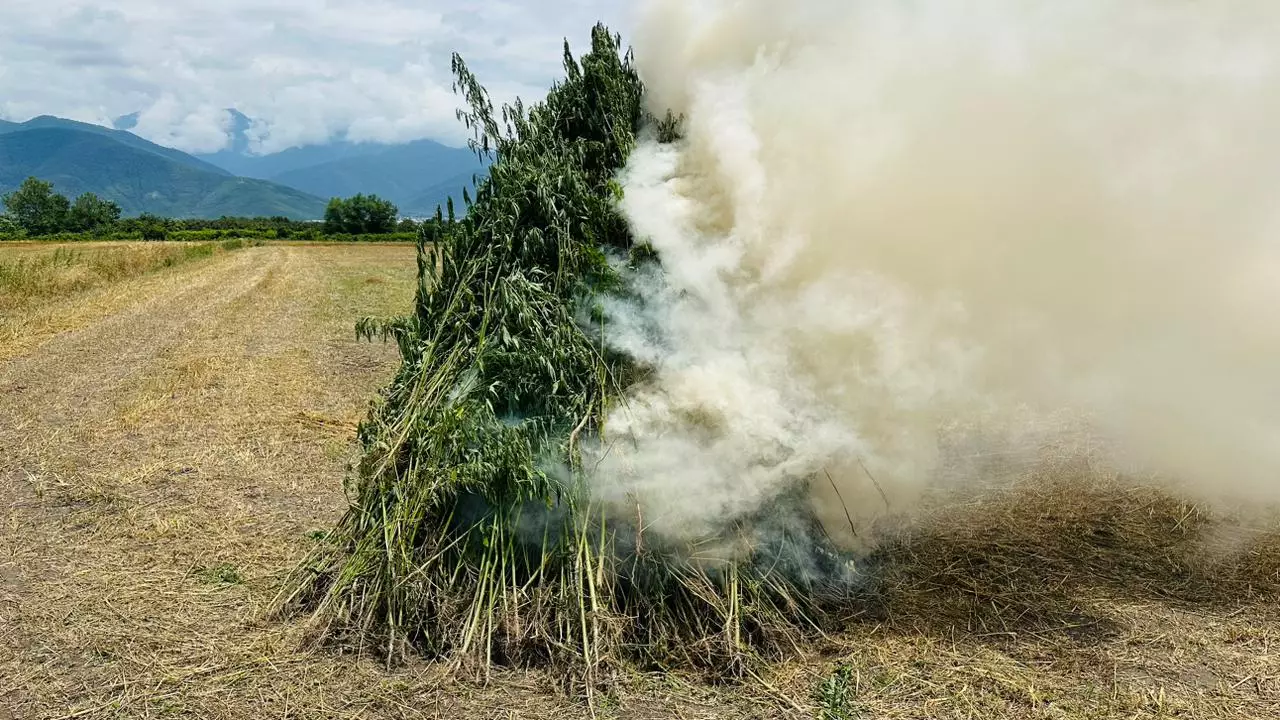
(0, 248, 285, 654)
(0, 248, 273, 431)
(0, 245, 415, 719)
(0, 244, 657, 720)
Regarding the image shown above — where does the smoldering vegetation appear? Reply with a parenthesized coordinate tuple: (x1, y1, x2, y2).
(278, 0, 1280, 692)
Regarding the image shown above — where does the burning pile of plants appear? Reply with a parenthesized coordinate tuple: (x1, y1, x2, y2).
(281, 1, 1280, 692)
(276, 25, 861, 684)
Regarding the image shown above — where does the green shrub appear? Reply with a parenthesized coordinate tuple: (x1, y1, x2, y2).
(137, 213, 170, 241)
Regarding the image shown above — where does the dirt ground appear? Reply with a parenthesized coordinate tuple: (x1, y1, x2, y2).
(1, 243, 1277, 719)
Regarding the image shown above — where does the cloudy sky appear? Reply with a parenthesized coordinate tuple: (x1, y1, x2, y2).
(0, 0, 628, 154)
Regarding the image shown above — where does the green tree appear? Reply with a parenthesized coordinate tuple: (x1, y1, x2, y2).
(2, 177, 70, 236)
(323, 193, 399, 234)
(0, 214, 22, 238)
(322, 199, 343, 234)
(66, 192, 122, 233)
(136, 212, 170, 241)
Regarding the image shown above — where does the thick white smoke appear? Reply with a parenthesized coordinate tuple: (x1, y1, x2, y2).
(587, 0, 1280, 553)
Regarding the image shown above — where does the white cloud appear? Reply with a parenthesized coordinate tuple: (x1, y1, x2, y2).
(0, 0, 629, 153)
(131, 99, 236, 154)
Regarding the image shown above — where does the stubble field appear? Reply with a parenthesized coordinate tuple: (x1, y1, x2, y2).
(1, 242, 1276, 719)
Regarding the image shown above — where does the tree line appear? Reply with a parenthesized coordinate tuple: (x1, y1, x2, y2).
(0, 178, 121, 236)
(1, 176, 431, 240)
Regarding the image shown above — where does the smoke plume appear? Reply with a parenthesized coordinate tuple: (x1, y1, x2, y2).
(586, 0, 1280, 554)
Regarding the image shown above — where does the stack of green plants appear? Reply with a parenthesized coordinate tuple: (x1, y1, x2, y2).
(278, 25, 854, 685)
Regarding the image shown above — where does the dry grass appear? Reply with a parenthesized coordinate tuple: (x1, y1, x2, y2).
(0, 240, 253, 360)
(0, 240, 155, 261)
(1, 243, 1277, 719)
(797, 464, 1280, 719)
(0, 241, 237, 309)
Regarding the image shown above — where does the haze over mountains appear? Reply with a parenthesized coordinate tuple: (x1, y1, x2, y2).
(0, 110, 486, 220)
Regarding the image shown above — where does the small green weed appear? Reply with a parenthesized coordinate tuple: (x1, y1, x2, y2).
(194, 563, 244, 586)
(816, 663, 863, 720)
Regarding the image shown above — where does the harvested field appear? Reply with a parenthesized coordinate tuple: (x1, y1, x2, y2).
(0, 240, 256, 360)
(0, 243, 1277, 719)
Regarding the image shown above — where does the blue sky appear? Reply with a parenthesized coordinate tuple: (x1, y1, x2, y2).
(0, 0, 628, 153)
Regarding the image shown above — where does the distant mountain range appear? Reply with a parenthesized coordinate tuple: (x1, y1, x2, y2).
(0, 111, 487, 220)
(132, 109, 489, 217)
(0, 117, 323, 218)
(10, 116, 232, 177)
(265, 141, 487, 217)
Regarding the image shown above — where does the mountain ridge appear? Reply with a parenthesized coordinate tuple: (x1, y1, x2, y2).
(5, 112, 487, 218)
(265, 139, 486, 211)
(0, 127, 326, 219)
(402, 168, 490, 217)
(4, 116, 231, 177)
(198, 141, 373, 179)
